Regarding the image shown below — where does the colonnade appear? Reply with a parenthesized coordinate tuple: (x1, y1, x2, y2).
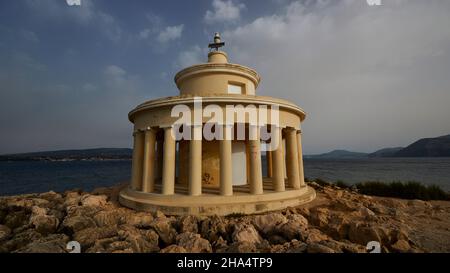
(130, 125, 305, 196)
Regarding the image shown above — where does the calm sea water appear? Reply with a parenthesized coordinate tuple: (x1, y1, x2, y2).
(0, 158, 449, 196)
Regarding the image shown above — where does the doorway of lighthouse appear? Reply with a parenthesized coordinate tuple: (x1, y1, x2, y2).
(232, 141, 247, 186)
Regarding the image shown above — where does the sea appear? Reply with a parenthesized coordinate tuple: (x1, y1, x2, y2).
(0, 158, 449, 196)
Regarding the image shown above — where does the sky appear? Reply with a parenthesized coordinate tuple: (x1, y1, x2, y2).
(1, 0, 450, 155)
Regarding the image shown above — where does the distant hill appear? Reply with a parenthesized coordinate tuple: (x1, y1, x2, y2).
(368, 147, 404, 158)
(305, 149, 368, 159)
(0, 148, 132, 161)
(2, 134, 449, 161)
(393, 135, 450, 157)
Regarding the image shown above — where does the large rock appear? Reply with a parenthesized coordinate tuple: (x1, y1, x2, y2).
(231, 223, 262, 245)
(73, 226, 118, 250)
(0, 229, 42, 252)
(117, 225, 159, 253)
(4, 210, 30, 229)
(390, 239, 411, 253)
(222, 242, 258, 253)
(309, 207, 329, 228)
(179, 215, 199, 234)
(326, 214, 351, 240)
(64, 192, 81, 207)
(125, 212, 154, 228)
(160, 245, 187, 253)
(150, 218, 177, 246)
(80, 195, 108, 207)
(176, 232, 212, 253)
(29, 206, 59, 235)
(270, 240, 308, 253)
(38, 191, 63, 204)
(305, 228, 331, 244)
(276, 214, 308, 241)
(319, 239, 367, 253)
(14, 234, 69, 253)
(252, 213, 287, 235)
(200, 215, 229, 242)
(0, 225, 12, 241)
(62, 215, 97, 234)
(66, 204, 103, 218)
(94, 210, 124, 227)
(348, 222, 381, 245)
(307, 243, 336, 253)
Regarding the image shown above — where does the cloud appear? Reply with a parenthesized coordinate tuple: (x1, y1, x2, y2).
(20, 29, 39, 43)
(157, 24, 184, 43)
(104, 65, 126, 77)
(204, 0, 245, 24)
(176, 45, 204, 68)
(24, 0, 121, 42)
(223, 0, 450, 153)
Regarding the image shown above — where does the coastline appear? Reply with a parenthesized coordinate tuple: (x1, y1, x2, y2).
(1, 182, 449, 253)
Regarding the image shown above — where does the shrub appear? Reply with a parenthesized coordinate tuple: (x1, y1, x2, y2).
(355, 181, 450, 201)
(335, 180, 350, 189)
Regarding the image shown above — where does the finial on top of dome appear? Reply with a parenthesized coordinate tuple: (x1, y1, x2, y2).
(208, 32, 225, 51)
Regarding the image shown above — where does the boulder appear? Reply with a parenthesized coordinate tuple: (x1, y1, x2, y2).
(38, 191, 63, 203)
(4, 210, 30, 229)
(348, 222, 381, 245)
(305, 228, 331, 244)
(125, 212, 154, 228)
(64, 192, 81, 207)
(14, 234, 69, 253)
(326, 214, 351, 240)
(358, 207, 376, 218)
(307, 243, 336, 253)
(200, 215, 229, 242)
(176, 232, 212, 253)
(391, 239, 411, 253)
(150, 218, 177, 246)
(62, 215, 97, 234)
(73, 226, 118, 249)
(0, 225, 12, 241)
(212, 236, 228, 252)
(66, 204, 103, 218)
(222, 242, 258, 253)
(276, 214, 308, 241)
(80, 195, 108, 207)
(94, 210, 124, 227)
(29, 206, 59, 235)
(0, 229, 42, 252)
(231, 223, 262, 245)
(252, 213, 287, 235)
(319, 239, 366, 253)
(160, 245, 187, 253)
(117, 225, 159, 253)
(284, 240, 308, 253)
(179, 215, 199, 233)
(309, 207, 329, 228)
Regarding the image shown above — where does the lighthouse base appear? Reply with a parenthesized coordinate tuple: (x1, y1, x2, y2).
(119, 182, 316, 216)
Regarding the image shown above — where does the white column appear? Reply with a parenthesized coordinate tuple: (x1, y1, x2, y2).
(142, 128, 156, 193)
(189, 125, 202, 196)
(297, 130, 306, 187)
(162, 126, 175, 195)
(286, 128, 300, 189)
(271, 127, 285, 192)
(155, 137, 164, 180)
(130, 130, 144, 191)
(220, 125, 233, 196)
(248, 125, 263, 194)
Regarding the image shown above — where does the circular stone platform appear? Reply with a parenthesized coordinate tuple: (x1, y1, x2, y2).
(119, 183, 316, 216)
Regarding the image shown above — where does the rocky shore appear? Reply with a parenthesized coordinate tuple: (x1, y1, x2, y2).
(1, 182, 449, 253)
